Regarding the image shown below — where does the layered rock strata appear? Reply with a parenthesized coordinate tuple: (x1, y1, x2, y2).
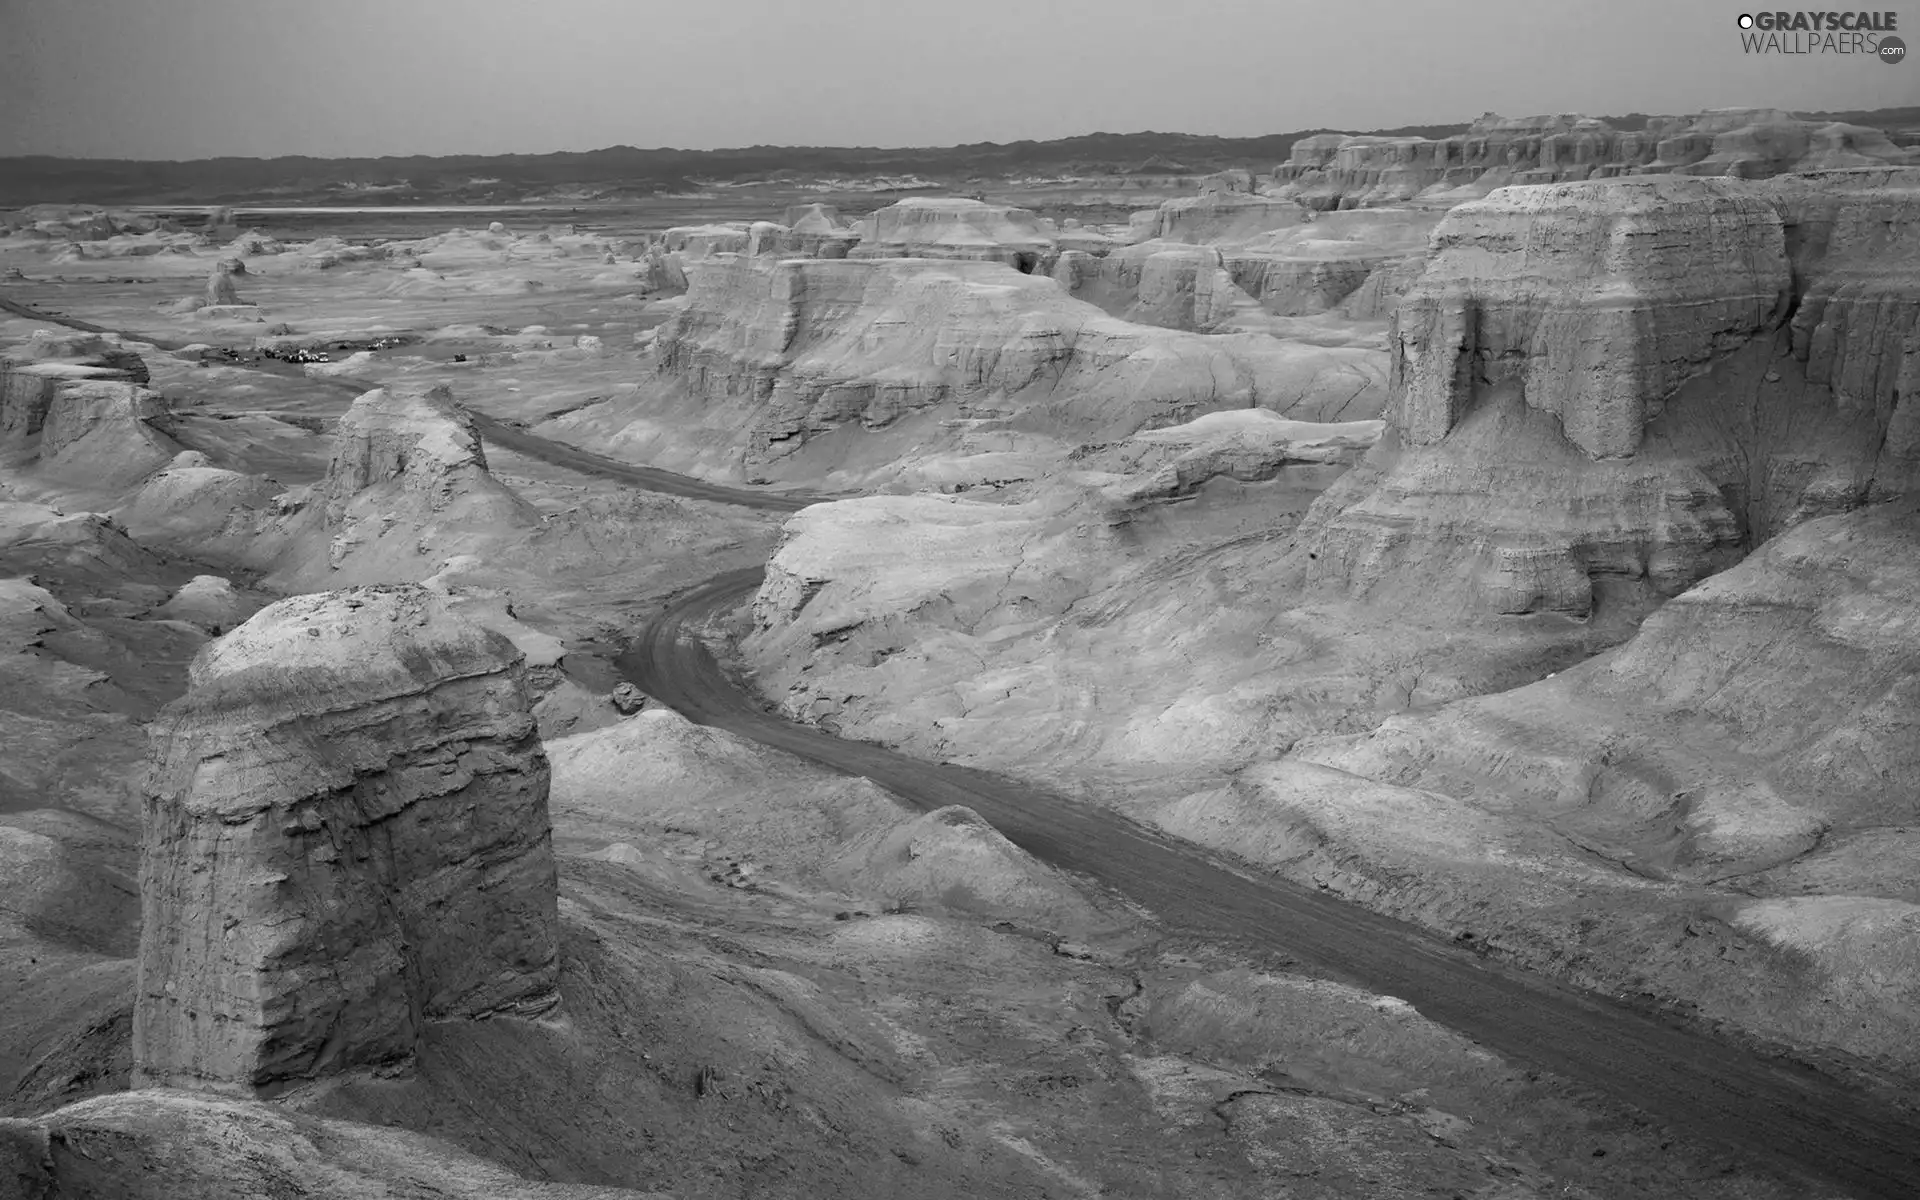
(316, 384, 538, 570)
(1273, 109, 1920, 210)
(849, 197, 1057, 270)
(133, 584, 561, 1095)
(613, 254, 1387, 480)
(1390, 176, 1790, 458)
(1299, 173, 1913, 619)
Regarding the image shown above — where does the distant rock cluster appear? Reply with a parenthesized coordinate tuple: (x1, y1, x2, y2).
(1271, 108, 1919, 210)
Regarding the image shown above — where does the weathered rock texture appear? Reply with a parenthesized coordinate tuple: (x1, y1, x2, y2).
(1273, 109, 1920, 211)
(1076, 191, 1433, 330)
(133, 584, 561, 1095)
(742, 170, 1920, 784)
(1296, 172, 1917, 620)
(1, 1091, 656, 1199)
(553, 255, 1386, 485)
(849, 197, 1057, 269)
(313, 384, 538, 573)
(1, 337, 179, 497)
(1391, 176, 1790, 458)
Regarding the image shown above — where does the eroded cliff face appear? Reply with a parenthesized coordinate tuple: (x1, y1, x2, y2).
(557, 254, 1385, 485)
(849, 197, 1057, 268)
(133, 584, 560, 1096)
(1297, 172, 1915, 619)
(1, 334, 173, 499)
(310, 384, 538, 575)
(1391, 177, 1790, 457)
(1272, 109, 1920, 211)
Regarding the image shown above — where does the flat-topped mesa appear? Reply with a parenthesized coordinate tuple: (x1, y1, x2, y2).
(781, 203, 862, 258)
(849, 197, 1057, 271)
(619, 253, 1388, 481)
(1130, 190, 1312, 245)
(133, 584, 561, 1096)
(660, 223, 752, 258)
(1394, 176, 1790, 458)
(1295, 173, 1915, 620)
(1273, 109, 1920, 210)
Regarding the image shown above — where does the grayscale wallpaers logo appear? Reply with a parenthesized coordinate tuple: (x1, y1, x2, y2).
(1736, 11, 1906, 60)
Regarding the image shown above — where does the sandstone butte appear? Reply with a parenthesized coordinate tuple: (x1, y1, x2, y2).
(133, 584, 561, 1096)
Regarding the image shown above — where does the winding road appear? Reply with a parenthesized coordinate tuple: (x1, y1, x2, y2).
(9, 293, 1920, 1198)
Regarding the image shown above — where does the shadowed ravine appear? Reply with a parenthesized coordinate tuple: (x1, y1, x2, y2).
(8, 294, 1920, 1198)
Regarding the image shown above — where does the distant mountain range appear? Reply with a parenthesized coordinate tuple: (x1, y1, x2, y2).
(6, 108, 1917, 207)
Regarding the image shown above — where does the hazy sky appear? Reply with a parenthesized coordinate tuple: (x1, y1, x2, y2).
(4, 0, 1917, 158)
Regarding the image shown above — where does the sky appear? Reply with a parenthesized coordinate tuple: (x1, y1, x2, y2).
(3, 0, 1917, 159)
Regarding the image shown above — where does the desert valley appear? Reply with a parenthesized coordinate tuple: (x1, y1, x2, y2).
(1, 102, 1918, 1199)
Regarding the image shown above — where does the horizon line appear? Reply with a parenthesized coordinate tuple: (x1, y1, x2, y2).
(7, 104, 1894, 166)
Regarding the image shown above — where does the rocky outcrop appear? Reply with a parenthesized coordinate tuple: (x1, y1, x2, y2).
(314, 384, 538, 571)
(1272, 109, 1920, 211)
(1293, 173, 1917, 620)
(1, 341, 180, 496)
(1259, 497, 1920, 1069)
(1768, 167, 1920, 502)
(849, 198, 1056, 270)
(1391, 176, 1789, 458)
(585, 254, 1386, 483)
(202, 258, 251, 308)
(1131, 190, 1311, 245)
(1079, 189, 1435, 329)
(133, 584, 561, 1096)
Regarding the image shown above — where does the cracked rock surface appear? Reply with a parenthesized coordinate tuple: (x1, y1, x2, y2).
(133, 582, 560, 1095)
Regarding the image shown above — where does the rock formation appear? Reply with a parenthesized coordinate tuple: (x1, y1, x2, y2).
(202, 257, 249, 308)
(849, 197, 1057, 270)
(555, 254, 1386, 484)
(1070, 188, 1433, 329)
(311, 384, 538, 574)
(1392, 176, 1788, 457)
(1294, 171, 1916, 620)
(133, 584, 561, 1095)
(1272, 109, 1920, 211)
(2, 335, 179, 497)
(741, 169, 1920, 787)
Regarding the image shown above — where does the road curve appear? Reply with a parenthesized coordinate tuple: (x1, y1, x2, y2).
(623, 569, 1920, 1200)
(13, 291, 1920, 1195)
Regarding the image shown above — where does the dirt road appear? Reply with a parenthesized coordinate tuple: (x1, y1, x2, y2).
(621, 568, 1920, 1200)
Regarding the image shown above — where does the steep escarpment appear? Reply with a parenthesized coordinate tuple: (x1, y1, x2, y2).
(134, 584, 560, 1096)
(2, 333, 176, 501)
(551, 254, 1387, 486)
(1272, 108, 1920, 210)
(1297, 173, 1913, 621)
(283, 384, 539, 583)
